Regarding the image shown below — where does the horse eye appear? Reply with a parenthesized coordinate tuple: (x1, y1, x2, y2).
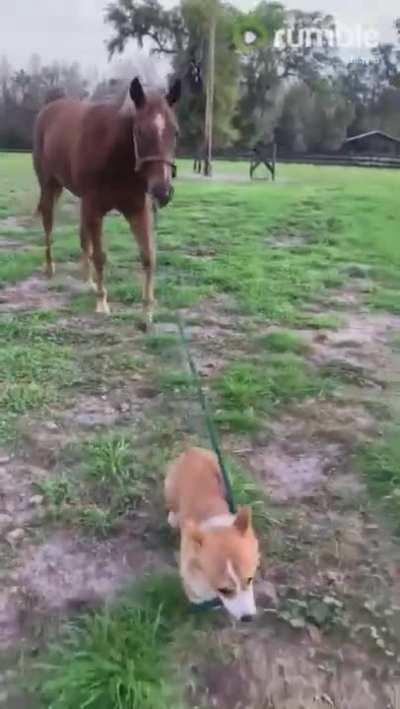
(218, 587, 234, 598)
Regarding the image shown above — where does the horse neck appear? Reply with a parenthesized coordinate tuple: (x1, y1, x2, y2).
(103, 109, 136, 173)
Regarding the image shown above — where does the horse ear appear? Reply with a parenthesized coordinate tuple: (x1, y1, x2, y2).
(167, 79, 182, 106)
(130, 77, 146, 110)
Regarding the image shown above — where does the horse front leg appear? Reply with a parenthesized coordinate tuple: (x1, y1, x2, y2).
(127, 197, 155, 330)
(79, 204, 96, 292)
(81, 199, 109, 315)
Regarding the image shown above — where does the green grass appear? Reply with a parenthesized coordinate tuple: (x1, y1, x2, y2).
(0, 342, 73, 383)
(40, 434, 165, 536)
(259, 330, 311, 355)
(392, 335, 400, 352)
(1, 156, 399, 326)
(294, 313, 344, 330)
(0, 331, 76, 443)
(36, 476, 73, 508)
(145, 333, 180, 354)
(0, 250, 42, 287)
(158, 370, 194, 393)
(214, 354, 330, 432)
(367, 288, 400, 315)
(39, 576, 187, 709)
(82, 434, 149, 505)
(360, 428, 400, 533)
(0, 311, 58, 341)
(230, 462, 272, 536)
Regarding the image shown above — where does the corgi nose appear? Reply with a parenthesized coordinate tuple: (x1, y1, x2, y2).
(241, 614, 255, 623)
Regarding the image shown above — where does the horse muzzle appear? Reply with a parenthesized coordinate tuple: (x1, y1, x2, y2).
(151, 183, 174, 208)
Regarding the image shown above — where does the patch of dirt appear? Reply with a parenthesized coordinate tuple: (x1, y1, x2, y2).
(0, 237, 29, 251)
(0, 276, 67, 312)
(243, 307, 399, 502)
(0, 457, 47, 533)
(249, 443, 342, 502)
(18, 420, 76, 469)
(0, 216, 32, 234)
(196, 632, 393, 709)
(160, 296, 251, 381)
(63, 395, 121, 430)
(265, 234, 310, 249)
(62, 384, 159, 430)
(246, 401, 376, 502)
(181, 296, 251, 375)
(185, 294, 241, 328)
(306, 311, 400, 378)
(1, 529, 168, 649)
(180, 171, 294, 185)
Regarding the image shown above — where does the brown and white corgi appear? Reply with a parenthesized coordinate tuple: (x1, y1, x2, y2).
(165, 447, 260, 621)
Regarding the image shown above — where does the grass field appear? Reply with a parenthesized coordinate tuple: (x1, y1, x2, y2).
(0, 153, 400, 707)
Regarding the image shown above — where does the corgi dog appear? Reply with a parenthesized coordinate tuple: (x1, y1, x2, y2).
(165, 447, 260, 621)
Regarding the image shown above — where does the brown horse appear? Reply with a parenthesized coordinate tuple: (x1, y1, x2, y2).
(33, 77, 181, 326)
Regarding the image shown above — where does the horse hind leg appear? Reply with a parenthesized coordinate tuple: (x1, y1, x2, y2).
(37, 182, 62, 278)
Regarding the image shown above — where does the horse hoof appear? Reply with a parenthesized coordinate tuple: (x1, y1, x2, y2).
(96, 300, 111, 315)
(137, 319, 154, 333)
(45, 263, 56, 278)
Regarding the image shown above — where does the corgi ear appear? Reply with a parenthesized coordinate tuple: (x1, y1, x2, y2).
(184, 519, 204, 548)
(234, 506, 252, 535)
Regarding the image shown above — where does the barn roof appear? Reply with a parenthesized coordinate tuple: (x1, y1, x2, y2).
(345, 130, 400, 145)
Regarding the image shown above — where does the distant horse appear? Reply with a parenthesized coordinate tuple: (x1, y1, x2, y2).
(193, 144, 212, 176)
(33, 77, 181, 327)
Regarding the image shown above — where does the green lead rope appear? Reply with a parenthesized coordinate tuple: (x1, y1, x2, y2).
(177, 316, 237, 613)
(177, 315, 237, 516)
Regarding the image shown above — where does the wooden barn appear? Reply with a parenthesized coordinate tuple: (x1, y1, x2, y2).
(342, 130, 400, 157)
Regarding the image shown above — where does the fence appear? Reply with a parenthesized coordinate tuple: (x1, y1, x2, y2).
(2, 148, 400, 170)
(178, 148, 400, 170)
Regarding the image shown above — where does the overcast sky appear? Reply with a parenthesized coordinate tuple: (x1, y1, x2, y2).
(0, 0, 398, 76)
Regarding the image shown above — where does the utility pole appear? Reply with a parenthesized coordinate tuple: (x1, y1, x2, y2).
(203, 1, 217, 177)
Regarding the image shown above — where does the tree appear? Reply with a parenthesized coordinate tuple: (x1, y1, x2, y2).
(105, 0, 241, 149)
(0, 58, 89, 149)
(235, 2, 342, 145)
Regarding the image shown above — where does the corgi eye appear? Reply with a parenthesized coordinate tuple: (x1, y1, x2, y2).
(218, 587, 234, 598)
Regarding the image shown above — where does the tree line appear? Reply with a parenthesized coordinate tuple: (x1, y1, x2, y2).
(1, 1, 399, 154)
